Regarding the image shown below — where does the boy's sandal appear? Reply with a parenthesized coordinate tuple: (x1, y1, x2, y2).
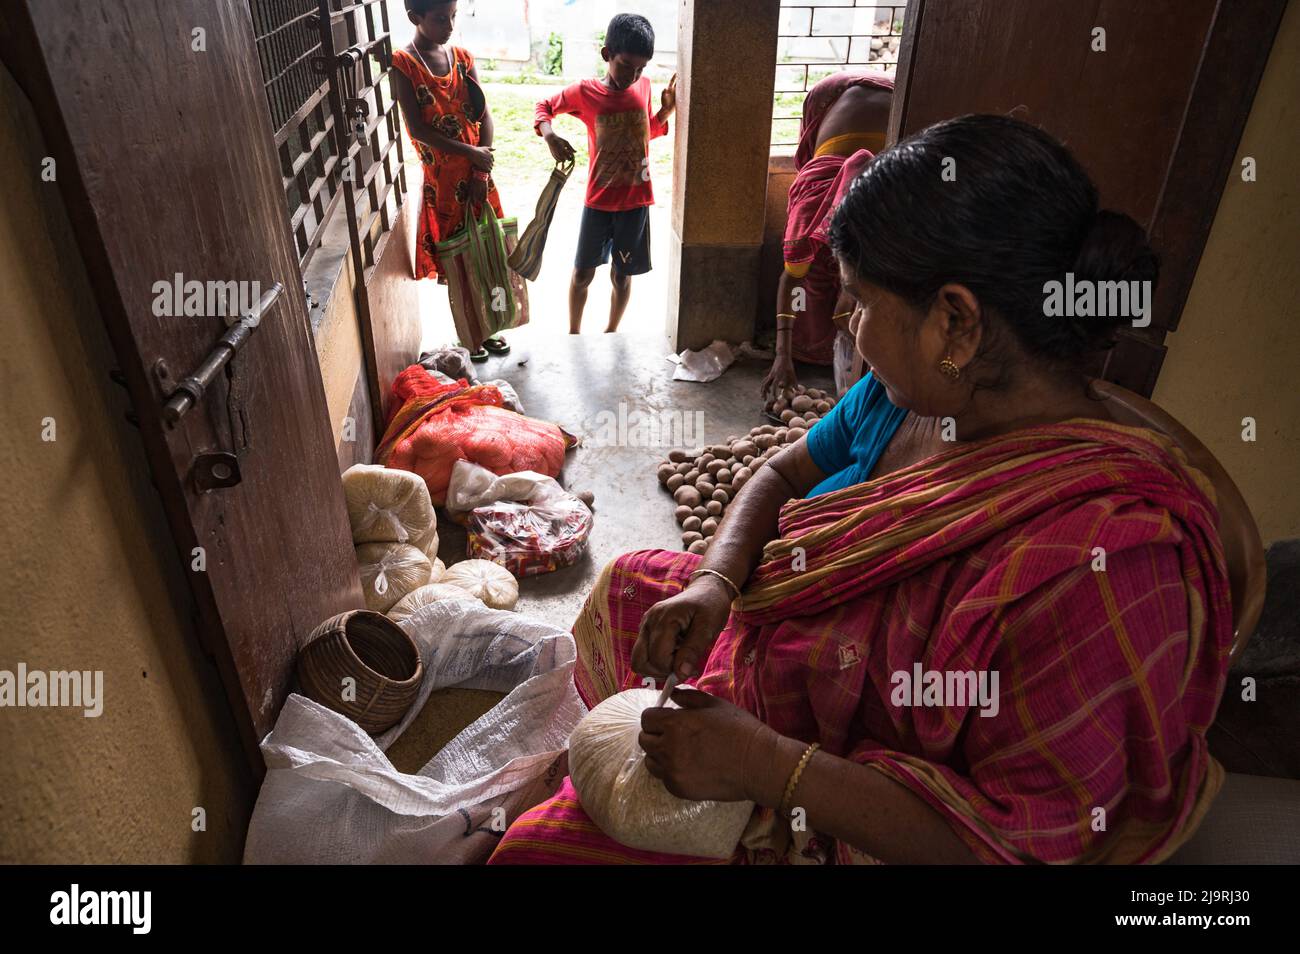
(482, 335, 511, 355)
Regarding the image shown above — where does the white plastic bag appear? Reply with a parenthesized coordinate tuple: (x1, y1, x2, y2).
(445, 459, 560, 514)
(569, 688, 755, 858)
(244, 599, 586, 864)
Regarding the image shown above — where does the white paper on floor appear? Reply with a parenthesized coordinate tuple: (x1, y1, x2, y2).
(243, 598, 586, 865)
(668, 340, 773, 382)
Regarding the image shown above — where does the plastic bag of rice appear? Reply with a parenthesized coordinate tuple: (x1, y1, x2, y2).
(342, 464, 436, 545)
(439, 559, 519, 611)
(569, 688, 755, 858)
(356, 542, 432, 613)
(387, 582, 480, 621)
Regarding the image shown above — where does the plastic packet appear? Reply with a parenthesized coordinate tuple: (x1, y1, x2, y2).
(466, 489, 593, 577)
(568, 688, 755, 858)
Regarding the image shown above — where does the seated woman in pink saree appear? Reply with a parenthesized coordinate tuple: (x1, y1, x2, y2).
(489, 115, 1234, 865)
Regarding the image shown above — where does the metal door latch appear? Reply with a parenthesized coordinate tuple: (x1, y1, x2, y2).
(191, 452, 241, 492)
(161, 282, 283, 424)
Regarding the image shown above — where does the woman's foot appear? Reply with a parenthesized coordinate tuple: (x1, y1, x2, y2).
(483, 335, 510, 355)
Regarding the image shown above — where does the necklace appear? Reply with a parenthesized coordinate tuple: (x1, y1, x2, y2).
(411, 43, 448, 79)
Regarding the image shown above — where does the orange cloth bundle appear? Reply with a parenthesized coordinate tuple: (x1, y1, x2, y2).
(376, 366, 576, 506)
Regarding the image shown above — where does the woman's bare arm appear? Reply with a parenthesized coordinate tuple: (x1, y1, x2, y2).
(746, 730, 980, 864)
(694, 437, 826, 592)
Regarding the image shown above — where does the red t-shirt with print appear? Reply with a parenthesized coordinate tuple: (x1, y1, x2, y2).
(535, 77, 669, 212)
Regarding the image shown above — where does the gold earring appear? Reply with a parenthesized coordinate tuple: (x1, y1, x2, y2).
(939, 356, 961, 380)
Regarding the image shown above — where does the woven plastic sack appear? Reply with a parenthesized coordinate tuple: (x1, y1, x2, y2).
(376, 366, 576, 507)
(356, 542, 433, 613)
(245, 599, 586, 864)
(569, 688, 755, 858)
(437, 205, 530, 352)
(507, 158, 575, 281)
(342, 464, 436, 545)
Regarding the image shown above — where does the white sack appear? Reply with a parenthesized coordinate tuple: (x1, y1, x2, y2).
(445, 459, 560, 514)
(245, 599, 586, 864)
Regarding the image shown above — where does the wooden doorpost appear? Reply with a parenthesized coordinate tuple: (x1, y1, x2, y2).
(667, 0, 782, 352)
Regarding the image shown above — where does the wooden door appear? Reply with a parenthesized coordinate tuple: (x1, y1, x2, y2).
(3, 0, 364, 765)
(890, 0, 1287, 396)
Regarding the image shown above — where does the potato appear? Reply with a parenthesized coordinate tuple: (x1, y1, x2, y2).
(684, 469, 701, 484)
(577, 490, 595, 509)
(716, 468, 732, 484)
(754, 434, 776, 451)
(697, 480, 715, 498)
(712, 488, 730, 505)
(787, 426, 807, 441)
(814, 400, 832, 414)
(693, 505, 709, 520)
(733, 473, 749, 490)
(674, 505, 692, 523)
(699, 453, 715, 468)
(791, 395, 813, 413)
(676, 462, 693, 476)
(726, 435, 739, 443)
(806, 388, 824, 400)
(772, 397, 788, 413)
(780, 409, 796, 423)
(682, 515, 702, 533)
(688, 539, 709, 555)
(742, 455, 755, 466)
(674, 486, 702, 507)
(668, 449, 689, 463)
(725, 457, 739, 469)
(705, 459, 725, 476)
(774, 428, 789, 443)
(667, 473, 685, 492)
(735, 466, 753, 483)
(717, 483, 734, 497)
(682, 530, 703, 546)
(706, 500, 723, 516)
(731, 440, 757, 459)
(788, 416, 807, 430)
(701, 517, 719, 537)
(658, 463, 675, 485)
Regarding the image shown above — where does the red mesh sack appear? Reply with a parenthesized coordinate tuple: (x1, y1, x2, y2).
(376, 366, 576, 506)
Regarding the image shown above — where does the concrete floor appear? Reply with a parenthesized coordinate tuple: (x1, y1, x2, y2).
(433, 325, 833, 631)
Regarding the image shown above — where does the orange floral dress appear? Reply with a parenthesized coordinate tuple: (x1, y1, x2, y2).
(391, 45, 504, 280)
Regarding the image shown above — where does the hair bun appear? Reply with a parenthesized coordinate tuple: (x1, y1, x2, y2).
(1074, 210, 1159, 287)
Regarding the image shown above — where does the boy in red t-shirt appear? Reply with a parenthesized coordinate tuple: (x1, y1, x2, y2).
(535, 14, 676, 333)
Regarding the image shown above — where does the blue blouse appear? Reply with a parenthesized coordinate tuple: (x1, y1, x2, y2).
(805, 373, 908, 497)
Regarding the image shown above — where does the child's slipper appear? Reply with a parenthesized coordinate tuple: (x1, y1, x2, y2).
(468, 347, 490, 363)
(482, 335, 511, 355)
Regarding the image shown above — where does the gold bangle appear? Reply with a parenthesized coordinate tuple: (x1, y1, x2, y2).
(831, 311, 853, 320)
(775, 313, 797, 321)
(688, 567, 741, 601)
(779, 742, 820, 817)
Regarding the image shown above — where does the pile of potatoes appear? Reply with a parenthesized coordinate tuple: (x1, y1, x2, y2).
(657, 385, 837, 554)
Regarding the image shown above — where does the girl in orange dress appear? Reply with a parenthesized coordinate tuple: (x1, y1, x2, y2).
(391, 0, 509, 357)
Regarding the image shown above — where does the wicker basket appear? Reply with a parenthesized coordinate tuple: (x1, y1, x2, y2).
(296, 610, 423, 734)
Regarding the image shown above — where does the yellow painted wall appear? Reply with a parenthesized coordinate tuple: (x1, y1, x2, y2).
(0, 66, 252, 863)
(1154, 2, 1300, 543)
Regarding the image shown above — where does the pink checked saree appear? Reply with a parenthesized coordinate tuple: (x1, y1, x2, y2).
(489, 420, 1234, 864)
